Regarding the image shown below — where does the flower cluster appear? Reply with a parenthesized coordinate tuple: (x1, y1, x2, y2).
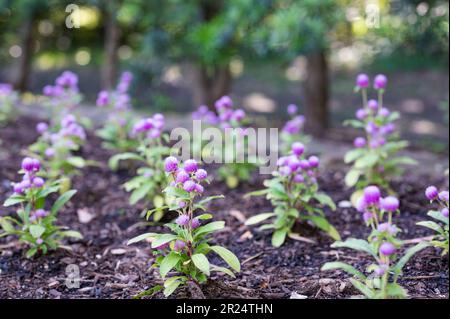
(417, 186, 449, 255)
(280, 104, 310, 154)
(43, 71, 82, 112)
(96, 72, 138, 153)
(0, 83, 19, 124)
(192, 96, 247, 129)
(109, 114, 171, 218)
(322, 185, 430, 299)
(29, 114, 87, 185)
(128, 159, 240, 298)
(344, 73, 416, 192)
(1, 158, 82, 258)
(246, 142, 339, 247)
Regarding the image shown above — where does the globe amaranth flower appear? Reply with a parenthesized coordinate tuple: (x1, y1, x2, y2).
(356, 109, 368, 120)
(194, 184, 204, 194)
(363, 212, 373, 222)
(442, 208, 449, 218)
(438, 191, 449, 202)
(36, 122, 49, 134)
(184, 159, 198, 173)
(377, 222, 399, 235)
(308, 156, 319, 168)
(425, 186, 439, 201)
(175, 170, 190, 184)
(195, 169, 208, 181)
(175, 214, 190, 226)
(191, 218, 201, 229)
(379, 242, 396, 256)
(354, 137, 366, 148)
(374, 74, 388, 90)
(32, 177, 45, 188)
(279, 166, 292, 177)
(356, 74, 370, 88)
(287, 157, 301, 172)
(35, 209, 48, 218)
(232, 109, 246, 122)
(380, 196, 399, 212)
(287, 104, 298, 115)
(13, 183, 24, 194)
(367, 99, 378, 111)
(293, 174, 305, 183)
(22, 157, 40, 172)
(183, 180, 197, 192)
(292, 142, 305, 156)
(96, 91, 109, 107)
(374, 264, 389, 277)
(299, 160, 310, 170)
(164, 156, 178, 173)
(378, 108, 390, 117)
(173, 240, 186, 251)
(364, 186, 381, 205)
(356, 196, 367, 213)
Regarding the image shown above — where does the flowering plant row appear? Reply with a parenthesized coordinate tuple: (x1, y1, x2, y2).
(0, 83, 19, 125)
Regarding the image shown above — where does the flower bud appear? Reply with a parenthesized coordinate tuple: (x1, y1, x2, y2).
(380, 196, 399, 212)
(356, 109, 368, 120)
(36, 122, 49, 134)
(292, 142, 305, 156)
(367, 99, 378, 111)
(354, 137, 366, 148)
(173, 240, 186, 251)
(36, 238, 44, 245)
(184, 159, 198, 173)
(442, 208, 449, 218)
(374, 74, 388, 90)
(308, 156, 319, 168)
(21, 157, 35, 172)
(175, 214, 190, 226)
(356, 74, 370, 88)
(191, 218, 201, 229)
(175, 170, 190, 184)
(164, 156, 178, 173)
(293, 174, 304, 183)
(32, 177, 45, 188)
(378, 108, 390, 117)
(299, 160, 310, 170)
(35, 209, 47, 218)
(364, 186, 381, 205)
(425, 186, 439, 201)
(183, 180, 196, 192)
(194, 184, 204, 194)
(438, 191, 449, 202)
(195, 169, 208, 181)
(379, 242, 396, 256)
(287, 104, 298, 115)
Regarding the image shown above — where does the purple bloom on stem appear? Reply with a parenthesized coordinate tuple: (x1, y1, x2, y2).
(288, 157, 301, 172)
(374, 264, 388, 277)
(293, 174, 304, 183)
(380, 242, 396, 256)
(96, 91, 109, 107)
(308, 156, 319, 168)
(184, 159, 198, 173)
(279, 166, 292, 177)
(173, 240, 186, 251)
(364, 186, 381, 205)
(194, 184, 204, 194)
(299, 160, 310, 170)
(45, 148, 55, 158)
(442, 208, 449, 218)
(36, 122, 49, 134)
(164, 156, 178, 173)
(354, 137, 366, 148)
(356, 108, 368, 120)
(183, 180, 196, 192)
(232, 109, 246, 122)
(367, 99, 378, 111)
(356, 197, 367, 213)
(175, 214, 190, 226)
(32, 177, 45, 188)
(292, 142, 305, 156)
(287, 104, 298, 115)
(191, 218, 201, 229)
(363, 212, 373, 222)
(425, 186, 439, 201)
(195, 169, 208, 181)
(378, 108, 390, 117)
(35, 209, 47, 218)
(36, 238, 44, 245)
(438, 191, 449, 202)
(175, 170, 190, 184)
(380, 196, 399, 212)
(356, 74, 370, 88)
(374, 74, 388, 90)
(21, 157, 35, 172)
(13, 183, 24, 194)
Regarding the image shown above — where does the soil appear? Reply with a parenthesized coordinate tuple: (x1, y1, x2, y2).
(0, 116, 448, 299)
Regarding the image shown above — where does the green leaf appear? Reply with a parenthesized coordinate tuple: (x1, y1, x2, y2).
(29, 225, 45, 238)
(393, 241, 430, 275)
(272, 229, 287, 247)
(66, 157, 86, 168)
(164, 280, 182, 297)
(108, 153, 144, 171)
(26, 247, 38, 259)
(245, 213, 276, 226)
(160, 252, 182, 278)
(51, 190, 77, 215)
(345, 170, 361, 188)
(211, 265, 236, 278)
(163, 186, 190, 200)
(349, 278, 374, 299)
(321, 262, 366, 280)
(151, 234, 178, 248)
(3, 195, 26, 207)
(386, 283, 407, 298)
(192, 253, 210, 276)
(389, 157, 417, 166)
(127, 233, 158, 245)
(0, 218, 16, 233)
(133, 285, 163, 299)
(428, 210, 449, 225)
(314, 193, 336, 211)
(244, 189, 269, 198)
(60, 230, 83, 239)
(196, 214, 213, 220)
(196, 195, 225, 207)
(129, 183, 153, 205)
(209, 246, 240, 272)
(344, 149, 365, 164)
(331, 238, 377, 259)
(416, 221, 443, 234)
(194, 221, 225, 238)
(355, 153, 379, 169)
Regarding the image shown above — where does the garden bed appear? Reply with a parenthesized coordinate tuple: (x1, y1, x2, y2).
(0, 116, 448, 299)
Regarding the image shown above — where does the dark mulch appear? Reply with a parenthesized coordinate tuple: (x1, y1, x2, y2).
(0, 116, 448, 299)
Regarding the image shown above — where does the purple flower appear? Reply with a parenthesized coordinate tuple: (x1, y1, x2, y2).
(365, 122, 379, 135)
(13, 183, 24, 194)
(191, 218, 201, 229)
(36, 122, 49, 134)
(293, 174, 305, 183)
(96, 91, 109, 107)
(356, 108, 368, 120)
(354, 137, 366, 148)
(184, 159, 198, 173)
(175, 214, 190, 226)
(374, 264, 388, 277)
(425, 186, 439, 201)
(308, 156, 320, 168)
(438, 191, 449, 202)
(183, 180, 196, 192)
(232, 109, 246, 122)
(175, 170, 190, 184)
(356, 197, 367, 213)
(148, 129, 161, 139)
(442, 208, 449, 218)
(20, 179, 31, 190)
(363, 212, 373, 222)
(195, 169, 208, 181)
(164, 156, 178, 173)
(379, 242, 396, 256)
(35, 209, 47, 218)
(277, 156, 290, 167)
(173, 240, 186, 251)
(380, 123, 396, 135)
(32, 177, 45, 188)
(45, 148, 55, 158)
(21, 157, 35, 172)
(299, 160, 310, 170)
(367, 99, 378, 111)
(287, 104, 298, 115)
(178, 201, 186, 208)
(155, 243, 169, 251)
(378, 108, 390, 117)
(194, 184, 204, 194)
(374, 74, 388, 90)
(380, 196, 399, 212)
(356, 74, 370, 88)
(288, 157, 301, 172)
(61, 114, 76, 128)
(36, 238, 44, 245)
(292, 142, 305, 156)
(364, 186, 381, 205)
(215, 96, 233, 111)
(279, 166, 292, 176)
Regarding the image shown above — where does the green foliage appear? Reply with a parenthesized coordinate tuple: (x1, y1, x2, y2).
(1, 181, 82, 258)
(417, 208, 449, 255)
(0, 84, 19, 125)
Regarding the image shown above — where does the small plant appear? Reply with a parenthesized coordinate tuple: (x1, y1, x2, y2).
(280, 104, 310, 154)
(96, 72, 138, 152)
(322, 185, 430, 299)
(417, 186, 449, 255)
(109, 114, 171, 220)
(42, 71, 82, 125)
(193, 96, 257, 189)
(0, 157, 82, 258)
(344, 74, 416, 195)
(28, 114, 89, 192)
(128, 158, 240, 298)
(245, 142, 340, 247)
(0, 83, 19, 125)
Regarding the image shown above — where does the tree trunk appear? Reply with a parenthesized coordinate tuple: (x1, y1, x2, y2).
(14, 16, 35, 92)
(191, 64, 232, 107)
(102, 9, 120, 90)
(304, 50, 330, 137)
